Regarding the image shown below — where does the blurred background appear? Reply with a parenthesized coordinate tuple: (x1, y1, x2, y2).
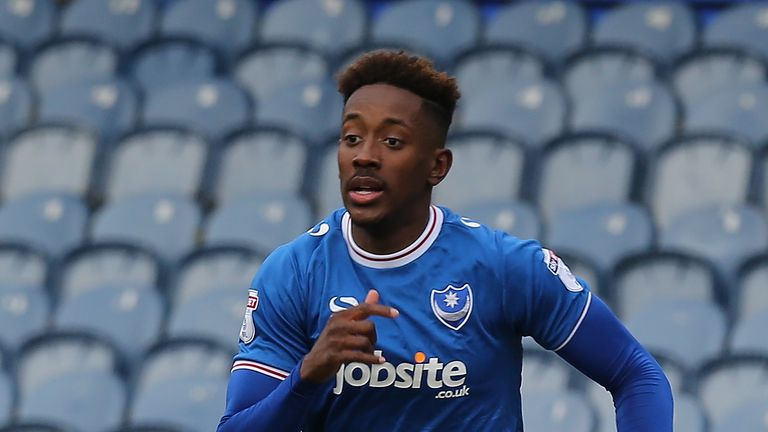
(0, 0, 766, 431)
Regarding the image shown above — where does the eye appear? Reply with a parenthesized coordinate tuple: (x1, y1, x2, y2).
(343, 134, 362, 145)
(384, 137, 402, 148)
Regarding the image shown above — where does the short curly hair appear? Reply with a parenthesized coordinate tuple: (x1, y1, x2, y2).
(337, 50, 461, 134)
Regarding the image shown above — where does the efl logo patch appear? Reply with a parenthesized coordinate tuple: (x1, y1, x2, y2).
(240, 289, 259, 344)
(542, 249, 583, 293)
(431, 284, 473, 331)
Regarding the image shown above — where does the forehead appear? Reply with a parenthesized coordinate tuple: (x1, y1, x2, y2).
(343, 83, 424, 122)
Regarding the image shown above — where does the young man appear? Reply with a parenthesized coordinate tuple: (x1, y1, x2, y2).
(218, 51, 673, 431)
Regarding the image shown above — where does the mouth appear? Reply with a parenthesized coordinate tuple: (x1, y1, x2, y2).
(346, 176, 385, 206)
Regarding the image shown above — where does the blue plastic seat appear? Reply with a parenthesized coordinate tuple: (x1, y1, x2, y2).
(459, 77, 566, 147)
(521, 350, 574, 393)
(1, 125, 99, 201)
(17, 333, 126, 432)
(206, 194, 312, 253)
(570, 81, 677, 150)
(0, 424, 72, 432)
(660, 204, 767, 279)
(592, 1, 695, 64)
(613, 252, 721, 321)
(564, 47, 659, 101)
(0, 368, 10, 425)
(129, 38, 221, 92)
(522, 389, 595, 432)
(0, 193, 87, 257)
(30, 37, 120, 91)
(649, 134, 753, 228)
(0, 0, 55, 51)
(130, 339, 231, 432)
(711, 398, 768, 432)
(0, 77, 33, 137)
(161, 0, 256, 59)
(626, 299, 726, 370)
(38, 77, 139, 142)
(0, 244, 48, 288)
(105, 127, 209, 201)
(91, 193, 201, 263)
(537, 133, 637, 221)
(453, 47, 547, 98)
(168, 246, 262, 345)
(731, 311, 768, 356)
(547, 202, 654, 274)
(371, 0, 480, 65)
(433, 131, 527, 209)
(214, 127, 309, 204)
(0, 39, 18, 78)
(233, 44, 329, 103)
(255, 78, 343, 141)
(684, 82, 768, 144)
(0, 283, 49, 351)
(485, 0, 586, 65)
(674, 394, 707, 432)
(260, 0, 365, 58)
(60, 0, 157, 51)
(457, 201, 541, 241)
(739, 257, 768, 319)
(673, 48, 767, 108)
(697, 355, 768, 426)
(143, 78, 252, 140)
(315, 143, 345, 217)
(704, 2, 768, 60)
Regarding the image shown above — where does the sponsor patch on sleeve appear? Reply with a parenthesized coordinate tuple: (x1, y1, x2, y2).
(240, 289, 259, 343)
(542, 249, 583, 293)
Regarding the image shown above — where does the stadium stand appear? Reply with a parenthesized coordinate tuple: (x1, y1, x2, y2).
(60, 0, 157, 52)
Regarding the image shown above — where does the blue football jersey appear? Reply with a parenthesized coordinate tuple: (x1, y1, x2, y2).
(234, 205, 592, 431)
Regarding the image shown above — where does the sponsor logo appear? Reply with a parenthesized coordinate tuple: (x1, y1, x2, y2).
(239, 289, 259, 343)
(430, 284, 473, 330)
(542, 249, 583, 292)
(329, 296, 359, 313)
(333, 350, 470, 399)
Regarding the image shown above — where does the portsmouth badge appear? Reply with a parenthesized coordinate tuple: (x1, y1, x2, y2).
(431, 284, 473, 331)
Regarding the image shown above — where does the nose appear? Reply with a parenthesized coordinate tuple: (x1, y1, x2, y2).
(352, 139, 380, 169)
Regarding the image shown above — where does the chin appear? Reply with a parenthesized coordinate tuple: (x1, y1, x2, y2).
(345, 204, 390, 228)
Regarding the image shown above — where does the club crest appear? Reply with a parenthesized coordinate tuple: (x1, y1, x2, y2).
(430, 284, 473, 331)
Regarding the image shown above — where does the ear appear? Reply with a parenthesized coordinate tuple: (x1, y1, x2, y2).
(428, 148, 452, 186)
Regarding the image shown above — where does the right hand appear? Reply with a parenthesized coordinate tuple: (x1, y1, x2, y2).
(300, 289, 399, 383)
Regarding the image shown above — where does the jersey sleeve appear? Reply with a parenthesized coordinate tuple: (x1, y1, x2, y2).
(501, 235, 592, 351)
(232, 244, 309, 378)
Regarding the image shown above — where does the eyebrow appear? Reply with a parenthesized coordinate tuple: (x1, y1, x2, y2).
(342, 112, 411, 128)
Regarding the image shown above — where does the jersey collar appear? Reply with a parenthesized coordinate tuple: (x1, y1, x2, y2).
(342, 205, 444, 269)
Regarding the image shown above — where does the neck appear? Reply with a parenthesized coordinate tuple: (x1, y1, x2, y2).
(350, 204, 432, 255)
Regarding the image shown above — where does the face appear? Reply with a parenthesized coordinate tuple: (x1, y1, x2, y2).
(338, 83, 452, 228)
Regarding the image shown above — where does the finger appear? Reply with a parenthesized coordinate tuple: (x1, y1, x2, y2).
(342, 334, 375, 353)
(338, 349, 386, 365)
(345, 302, 399, 320)
(364, 289, 379, 305)
(347, 320, 377, 345)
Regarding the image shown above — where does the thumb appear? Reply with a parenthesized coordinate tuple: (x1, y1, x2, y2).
(364, 289, 380, 305)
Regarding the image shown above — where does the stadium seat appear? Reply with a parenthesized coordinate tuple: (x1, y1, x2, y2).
(17, 333, 126, 432)
(0, 244, 48, 288)
(129, 37, 221, 92)
(537, 132, 637, 221)
(0, 77, 33, 137)
(104, 127, 209, 202)
(563, 47, 659, 100)
(38, 77, 139, 142)
(546, 202, 654, 274)
(457, 200, 541, 241)
(585, 380, 615, 432)
(371, 0, 480, 65)
(739, 256, 768, 319)
(459, 76, 566, 147)
(0, 423, 71, 432)
(214, 127, 309, 204)
(711, 398, 768, 432)
(684, 82, 768, 144)
(60, 0, 157, 51)
(569, 80, 677, 150)
(206, 194, 312, 253)
(29, 37, 120, 91)
(704, 2, 768, 60)
(143, 78, 252, 140)
(0, 368, 10, 426)
(0, 0, 55, 51)
(660, 204, 768, 280)
(522, 390, 595, 432)
(233, 44, 329, 103)
(315, 143, 345, 217)
(161, 0, 256, 59)
(697, 355, 768, 425)
(333, 43, 432, 76)
(673, 48, 767, 108)
(521, 350, 574, 393)
(130, 339, 231, 432)
(255, 78, 343, 141)
(485, 0, 587, 65)
(592, 1, 695, 64)
(0, 283, 49, 351)
(673, 394, 708, 432)
(91, 193, 201, 263)
(167, 246, 262, 345)
(260, 0, 366, 58)
(0, 192, 87, 258)
(730, 310, 768, 356)
(432, 131, 527, 209)
(0, 39, 18, 78)
(452, 46, 547, 98)
(1, 125, 98, 201)
(648, 134, 753, 228)
(625, 299, 726, 370)
(613, 252, 721, 321)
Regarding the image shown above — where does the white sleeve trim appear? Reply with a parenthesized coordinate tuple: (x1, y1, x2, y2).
(231, 360, 289, 381)
(553, 291, 592, 352)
